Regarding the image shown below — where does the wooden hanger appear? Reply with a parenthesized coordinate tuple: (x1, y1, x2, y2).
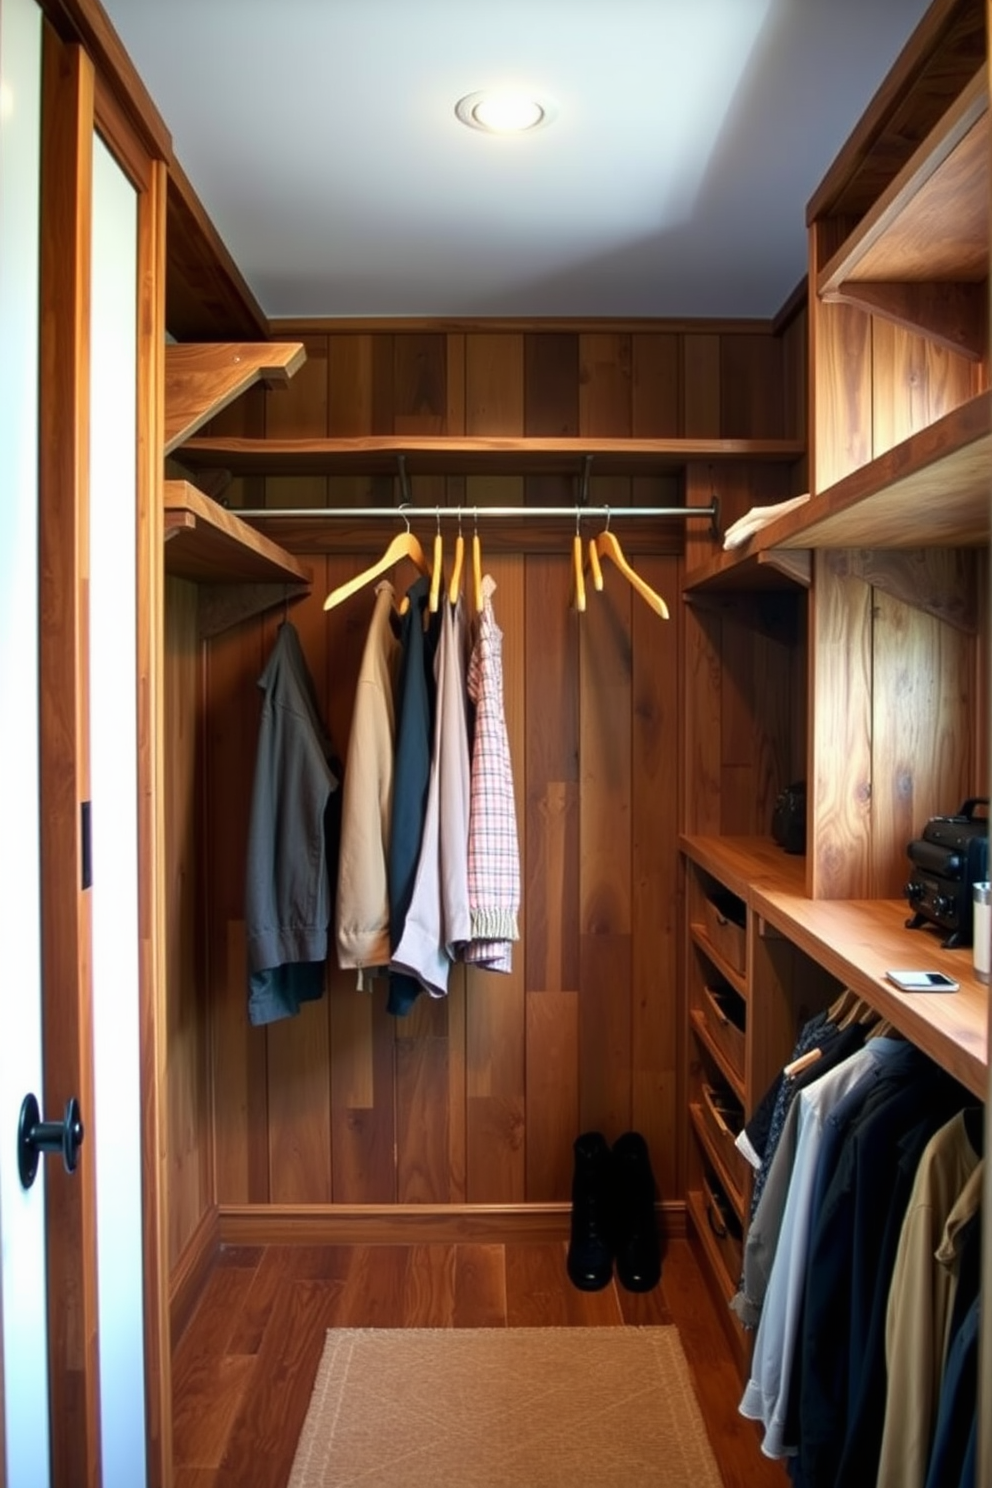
(323, 516, 430, 611)
(589, 517, 670, 619)
(429, 514, 444, 613)
(448, 514, 465, 605)
(826, 987, 858, 1026)
(471, 512, 483, 613)
(572, 517, 586, 612)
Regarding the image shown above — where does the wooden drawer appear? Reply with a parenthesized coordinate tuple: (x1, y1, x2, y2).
(698, 1082, 749, 1201)
(696, 982, 746, 1083)
(702, 890, 746, 975)
(701, 1166, 743, 1283)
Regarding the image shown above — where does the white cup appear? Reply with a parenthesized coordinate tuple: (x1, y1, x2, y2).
(972, 882, 991, 984)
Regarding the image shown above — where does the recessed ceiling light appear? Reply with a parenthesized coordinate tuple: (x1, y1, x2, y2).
(455, 90, 556, 134)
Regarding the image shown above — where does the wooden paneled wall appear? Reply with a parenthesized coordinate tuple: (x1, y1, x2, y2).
(166, 321, 798, 1259)
(807, 233, 988, 900)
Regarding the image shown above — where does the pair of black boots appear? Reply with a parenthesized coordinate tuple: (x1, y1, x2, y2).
(566, 1130, 662, 1293)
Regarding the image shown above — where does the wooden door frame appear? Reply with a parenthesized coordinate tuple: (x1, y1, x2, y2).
(38, 20, 170, 1488)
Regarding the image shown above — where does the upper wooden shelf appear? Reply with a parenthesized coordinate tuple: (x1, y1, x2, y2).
(173, 433, 806, 478)
(684, 389, 991, 592)
(816, 69, 988, 357)
(818, 70, 987, 295)
(680, 835, 987, 1100)
(164, 480, 312, 585)
(164, 341, 306, 457)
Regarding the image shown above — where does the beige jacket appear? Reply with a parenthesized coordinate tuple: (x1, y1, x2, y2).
(335, 581, 400, 975)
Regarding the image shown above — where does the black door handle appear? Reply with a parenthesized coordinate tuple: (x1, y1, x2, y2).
(18, 1092, 84, 1190)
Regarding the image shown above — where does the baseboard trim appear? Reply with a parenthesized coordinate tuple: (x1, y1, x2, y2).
(169, 1203, 220, 1349)
(217, 1201, 686, 1247)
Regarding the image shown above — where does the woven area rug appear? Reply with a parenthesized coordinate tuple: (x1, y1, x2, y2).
(287, 1327, 723, 1487)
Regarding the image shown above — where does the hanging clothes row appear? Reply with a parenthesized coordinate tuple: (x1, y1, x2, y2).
(731, 997, 981, 1488)
(335, 567, 520, 1014)
(242, 545, 522, 1026)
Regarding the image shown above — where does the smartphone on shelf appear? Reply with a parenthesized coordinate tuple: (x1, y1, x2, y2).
(885, 970, 960, 993)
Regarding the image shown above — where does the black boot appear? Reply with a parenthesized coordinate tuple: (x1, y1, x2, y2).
(566, 1131, 614, 1291)
(612, 1131, 662, 1292)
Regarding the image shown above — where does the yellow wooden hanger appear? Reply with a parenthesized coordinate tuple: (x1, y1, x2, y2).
(448, 512, 465, 605)
(590, 515, 669, 619)
(323, 513, 430, 611)
(429, 512, 444, 613)
(572, 513, 586, 612)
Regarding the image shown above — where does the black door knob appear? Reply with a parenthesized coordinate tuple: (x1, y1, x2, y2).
(18, 1092, 84, 1190)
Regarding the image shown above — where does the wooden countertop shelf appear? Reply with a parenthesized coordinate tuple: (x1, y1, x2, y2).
(173, 433, 806, 478)
(680, 836, 988, 1101)
(164, 480, 312, 586)
(164, 340, 306, 456)
(817, 69, 988, 358)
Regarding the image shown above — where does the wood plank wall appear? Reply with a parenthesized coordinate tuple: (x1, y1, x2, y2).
(806, 229, 987, 900)
(165, 322, 799, 1264)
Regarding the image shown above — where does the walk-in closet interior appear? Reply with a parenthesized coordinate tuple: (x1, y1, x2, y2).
(4, 0, 991, 1482)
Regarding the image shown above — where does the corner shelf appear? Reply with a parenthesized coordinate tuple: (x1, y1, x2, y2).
(164, 480, 312, 585)
(164, 340, 306, 456)
(817, 69, 987, 359)
(683, 389, 991, 594)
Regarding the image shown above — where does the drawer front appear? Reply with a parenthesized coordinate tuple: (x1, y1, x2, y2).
(702, 892, 746, 975)
(701, 1166, 743, 1282)
(698, 1082, 750, 1200)
(698, 983, 746, 1082)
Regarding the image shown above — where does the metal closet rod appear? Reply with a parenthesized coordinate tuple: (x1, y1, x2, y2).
(228, 502, 718, 521)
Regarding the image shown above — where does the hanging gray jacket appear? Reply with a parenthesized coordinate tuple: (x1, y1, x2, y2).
(245, 621, 340, 1026)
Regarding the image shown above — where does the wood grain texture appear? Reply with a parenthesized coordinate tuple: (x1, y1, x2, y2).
(465, 332, 524, 434)
(808, 553, 874, 899)
(172, 1240, 788, 1488)
(524, 332, 578, 435)
(165, 579, 211, 1263)
(632, 555, 682, 1201)
(579, 332, 632, 435)
(683, 334, 722, 437)
(38, 30, 101, 1485)
(870, 587, 974, 897)
(871, 320, 977, 456)
(164, 341, 305, 455)
(632, 333, 680, 436)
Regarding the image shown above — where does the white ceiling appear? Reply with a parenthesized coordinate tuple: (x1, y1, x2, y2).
(101, 0, 935, 320)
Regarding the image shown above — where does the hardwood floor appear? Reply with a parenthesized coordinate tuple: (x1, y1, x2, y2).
(172, 1238, 788, 1488)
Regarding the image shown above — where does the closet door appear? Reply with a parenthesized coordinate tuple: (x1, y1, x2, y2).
(0, 0, 52, 1482)
(34, 20, 170, 1487)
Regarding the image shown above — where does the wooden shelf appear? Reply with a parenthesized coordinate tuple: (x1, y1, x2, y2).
(164, 341, 306, 456)
(683, 391, 991, 593)
(753, 887, 987, 1101)
(164, 480, 312, 586)
(680, 835, 987, 1102)
(817, 70, 987, 357)
(173, 433, 806, 478)
(680, 835, 806, 904)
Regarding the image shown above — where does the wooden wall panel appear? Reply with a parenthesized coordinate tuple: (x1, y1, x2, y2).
(721, 333, 784, 439)
(631, 554, 682, 1203)
(579, 333, 632, 436)
(177, 319, 802, 1243)
(578, 572, 633, 1137)
(682, 334, 721, 437)
(808, 554, 874, 899)
(524, 333, 579, 435)
(870, 590, 974, 899)
(466, 555, 526, 1202)
(632, 335, 680, 436)
(870, 320, 977, 458)
(164, 578, 211, 1265)
(465, 334, 524, 434)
